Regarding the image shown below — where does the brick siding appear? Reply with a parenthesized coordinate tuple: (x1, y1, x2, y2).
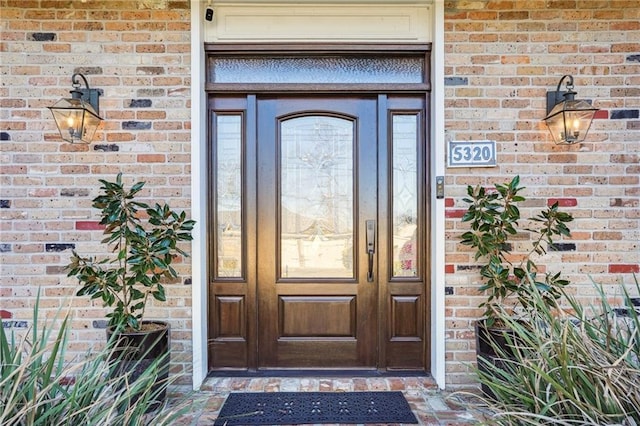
(443, 0, 640, 386)
(0, 0, 193, 384)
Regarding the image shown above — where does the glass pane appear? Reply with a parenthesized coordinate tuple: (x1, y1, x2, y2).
(210, 56, 424, 84)
(280, 116, 354, 279)
(216, 114, 243, 278)
(392, 115, 418, 278)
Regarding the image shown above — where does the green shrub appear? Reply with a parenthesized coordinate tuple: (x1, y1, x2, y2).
(66, 173, 195, 331)
(461, 175, 573, 326)
(471, 277, 640, 425)
(0, 293, 198, 426)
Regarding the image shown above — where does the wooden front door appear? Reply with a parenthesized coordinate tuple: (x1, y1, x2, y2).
(208, 94, 428, 372)
(257, 96, 378, 368)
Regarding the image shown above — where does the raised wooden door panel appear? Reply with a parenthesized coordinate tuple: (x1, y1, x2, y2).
(210, 293, 247, 368)
(279, 296, 356, 337)
(257, 96, 378, 368)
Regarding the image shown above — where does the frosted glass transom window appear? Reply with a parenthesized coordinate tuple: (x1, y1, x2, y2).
(209, 56, 424, 84)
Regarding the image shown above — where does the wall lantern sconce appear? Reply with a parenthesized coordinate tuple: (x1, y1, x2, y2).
(543, 74, 598, 145)
(48, 73, 103, 144)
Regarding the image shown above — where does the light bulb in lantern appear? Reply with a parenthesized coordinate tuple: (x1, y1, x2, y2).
(572, 118, 580, 139)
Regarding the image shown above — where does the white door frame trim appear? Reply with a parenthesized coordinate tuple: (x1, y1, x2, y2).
(190, 0, 446, 390)
(191, 0, 209, 390)
(429, 0, 446, 389)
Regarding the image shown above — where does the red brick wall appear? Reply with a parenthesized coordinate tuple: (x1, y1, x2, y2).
(0, 0, 193, 384)
(443, 0, 640, 386)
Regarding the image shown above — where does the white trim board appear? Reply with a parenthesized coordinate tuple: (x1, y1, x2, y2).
(204, 2, 433, 42)
(191, 0, 209, 391)
(430, 0, 445, 390)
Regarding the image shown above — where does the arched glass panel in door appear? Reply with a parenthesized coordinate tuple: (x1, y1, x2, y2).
(279, 115, 354, 279)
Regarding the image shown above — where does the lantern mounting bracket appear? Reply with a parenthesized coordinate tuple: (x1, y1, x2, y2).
(70, 73, 101, 115)
(546, 74, 575, 115)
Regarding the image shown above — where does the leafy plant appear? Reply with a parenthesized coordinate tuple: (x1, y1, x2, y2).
(460, 276, 640, 425)
(0, 293, 200, 426)
(66, 173, 195, 331)
(460, 175, 573, 324)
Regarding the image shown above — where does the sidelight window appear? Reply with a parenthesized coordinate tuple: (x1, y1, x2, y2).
(214, 114, 244, 278)
(391, 114, 419, 278)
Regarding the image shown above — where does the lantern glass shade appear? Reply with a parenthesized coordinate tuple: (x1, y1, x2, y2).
(543, 74, 599, 145)
(49, 97, 102, 144)
(543, 99, 598, 145)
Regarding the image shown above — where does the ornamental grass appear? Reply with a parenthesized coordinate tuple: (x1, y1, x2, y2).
(0, 292, 200, 426)
(461, 276, 640, 425)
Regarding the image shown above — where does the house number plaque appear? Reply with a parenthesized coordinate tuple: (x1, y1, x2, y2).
(447, 140, 497, 168)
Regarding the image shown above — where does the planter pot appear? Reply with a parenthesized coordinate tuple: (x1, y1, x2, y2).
(475, 320, 521, 399)
(106, 320, 170, 412)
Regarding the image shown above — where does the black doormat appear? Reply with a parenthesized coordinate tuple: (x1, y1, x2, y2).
(213, 391, 419, 425)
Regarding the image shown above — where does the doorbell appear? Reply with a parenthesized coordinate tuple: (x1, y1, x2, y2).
(205, 7, 214, 22)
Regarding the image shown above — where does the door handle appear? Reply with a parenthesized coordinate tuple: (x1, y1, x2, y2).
(366, 220, 375, 282)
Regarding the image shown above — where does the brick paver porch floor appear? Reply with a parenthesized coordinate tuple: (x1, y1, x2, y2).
(174, 376, 488, 425)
